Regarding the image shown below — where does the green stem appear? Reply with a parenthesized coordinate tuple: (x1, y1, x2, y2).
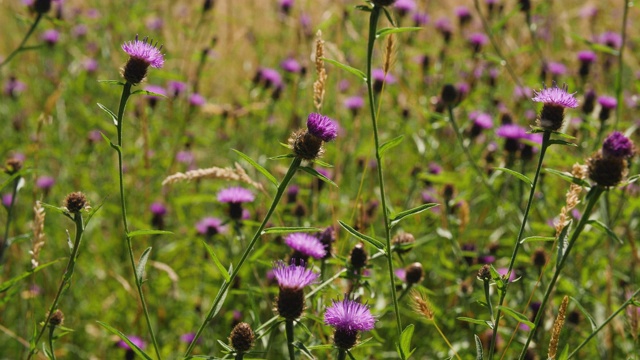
(365, 5, 402, 338)
(185, 157, 302, 356)
(483, 279, 494, 323)
(234, 352, 245, 360)
(27, 212, 84, 359)
(285, 319, 296, 360)
(0, 13, 42, 69)
(489, 131, 551, 358)
(115, 82, 162, 359)
(48, 325, 57, 360)
(0, 177, 20, 263)
(518, 186, 605, 359)
(568, 287, 640, 358)
(614, 0, 630, 129)
(337, 349, 347, 360)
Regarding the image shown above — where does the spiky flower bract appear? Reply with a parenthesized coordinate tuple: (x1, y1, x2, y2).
(588, 132, 635, 187)
(285, 232, 327, 260)
(121, 35, 164, 84)
(325, 297, 376, 350)
(532, 83, 578, 131)
(273, 261, 318, 320)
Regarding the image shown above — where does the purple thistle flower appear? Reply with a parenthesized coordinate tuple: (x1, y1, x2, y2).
(121, 35, 164, 69)
(144, 85, 166, 98)
(344, 96, 364, 114)
(602, 131, 634, 159)
(412, 12, 430, 26)
(256, 67, 283, 89)
(281, 57, 302, 74)
(496, 124, 527, 140)
(455, 6, 471, 20)
(72, 24, 88, 38)
(167, 80, 187, 97)
(325, 298, 376, 332)
(272, 260, 318, 290)
(435, 17, 452, 33)
(42, 29, 60, 45)
(189, 93, 206, 107)
(497, 267, 517, 282)
(599, 31, 622, 49)
(83, 58, 98, 73)
(279, 0, 293, 14)
(532, 83, 579, 131)
(180, 332, 201, 344)
(285, 232, 327, 260)
(598, 96, 617, 109)
(532, 84, 578, 108)
(307, 113, 338, 142)
(217, 186, 254, 203)
(577, 50, 597, 63)
(2, 194, 14, 208)
(36, 176, 55, 190)
(394, 0, 416, 17)
(371, 68, 397, 84)
(145, 16, 164, 31)
(468, 32, 488, 51)
(196, 217, 227, 236)
(117, 336, 146, 350)
(4, 77, 26, 98)
(149, 202, 167, 216)
(547, 61, 567, 76)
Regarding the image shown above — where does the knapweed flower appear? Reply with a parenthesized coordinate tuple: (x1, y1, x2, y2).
(150, 202, 167, 229)
(229, 322, 255, 354)
(121, 35, 164, 85)
(143, 85, 166, 108)
(394, 0, 416, 17)
(350, 243, 368, 270)
(344, 96, 364, 116)
(316, 226, 335, 260)
(582, 89, 596, 114)
(273, 260, 319, 320)
(36, 176, 55, 193)
(196, 217, 227, 237)
(599, 31, 622, 50)
(496, 124, 527, 153)
(117, 335, 146, 359)
(281, 57, 302, 74)
(597, 96, 617, 122)
(372, 68, 396, 93)
(64, 192, 87, 214)
(325, 297, 376, 350)
(577, 50, 597, 79)
(468, 33, 488, 53)
(4, 76, 27, 98)
(469, 111, 493, 138)
(285, 232, 326, 261)
(435, 17, 453, 43)
(289, 113, 339, 160)
(254, 67, 282, 89)
(547, 61, 567, 77)
(217, 186, 254, 220)
(279, 0, 293, 15)
(532, 83, 578, 131)
(42, 29, 59, 46)
(167, 80, 187, 98)
(413, 12, 430, 26)
(189, 93, 206, 107)
(588, 132, 635, 187)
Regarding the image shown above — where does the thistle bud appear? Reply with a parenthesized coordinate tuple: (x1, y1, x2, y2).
(229, 322, 255, 354)
(64, 192, 87, 214)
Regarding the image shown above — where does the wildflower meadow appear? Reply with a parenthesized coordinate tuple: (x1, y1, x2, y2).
(1, 0, 640, 359)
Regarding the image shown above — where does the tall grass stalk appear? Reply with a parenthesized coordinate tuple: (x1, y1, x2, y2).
(364, 5, 401, 337)
(0, 13, 42, 69)
(0, 175, 20, 264)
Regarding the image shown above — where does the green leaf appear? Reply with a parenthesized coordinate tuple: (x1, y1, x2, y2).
(84, 197, 107, 227)
(0, 259, 64, 292)
(474, 334, 484, 360)
(261, 227, 321, 235)
(216, 339, 234, 352)
(311, 159, 334, 168)
(391, 203, 438, 227)
(493, 167, 533, 187)
(557, 344, 570, 360)
(376, 27, 422, 38)
(569, 297, 597, 332)
(127, 229, 174, 238)
(293, 341, 315, 359)
(211, 272, 231, 318)
(457, 317, 493, 329)
(136, 247, 152, 283)
(98, 131, 120, 151)
(299, 166, 338, 187)
(381, 7, 396, 27)
(39, 202, 72, 219)
(1, 169, 27, 192)
(202, 240, 231, 282)
(97, 79, 126, 86)
(269, 153, 296, 160)
(587, 220, 623, 244)
(131, 89, 167, 98)
(496, 306, 535, 328)
(545, 168, 591, 187)
(354, 4, 372, 12)
(97, 322, 152, 360)
(321, 58, 366, 81)
(232, 149, 278, 187)
(548, 139, 577, 147)
(520, 236, 556, 244)
(379, 135, 404, 156)
(399, 324, 415, 359)
(589, 43, 619, 56)
(97, 103, 118, 126)
(556, 220, 572, 266)
(338, 220, 385, 251)
(306, 344, 334, 350)
(626, 174, 639, 184)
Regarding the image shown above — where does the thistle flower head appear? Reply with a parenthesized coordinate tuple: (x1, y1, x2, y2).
(229, 322, 255, 354)
(285, 232, 327, 260)
(196, 217, 227, 236)
(121, 35, 164, 85)
(217, 186, 254, 204)
(307, 113, 338, 142)
(532, 83, 578, 131)
(325, 297, 376, 350)
(272, 260, 319, 290)
(602, 131, 634, 159)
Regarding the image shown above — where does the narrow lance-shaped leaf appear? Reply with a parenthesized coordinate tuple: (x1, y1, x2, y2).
(232, 149, 278, 187)
(475, 334, 484, 360)
(376, 27, 422, 38)
(493, 167, 533, 187)
(545, 168, 591, 187)
(97, 322, 153, 360)
(556, 220, 572, 267)
(0, 259, 64, 292)
(457, 317, 493, 329)
(379, 135, 404, 156)
(299, 166, 338, 187)
(321, 58, 366, 81)
(202, 240, 231, 283)
(261, 227, 321, 235)
(586, 219, 623, 244)
(97, 103, 118, 126)
(338, 220, 385, 251)
(569, 297, 597, 332)
(496, 306, 535, 328)
(136, 247, 152, 283)
(520, 236, 556, 244)
(128, 229, 174, 238)
(391, 203, 438, 227)
(399, 324, 415, 359)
